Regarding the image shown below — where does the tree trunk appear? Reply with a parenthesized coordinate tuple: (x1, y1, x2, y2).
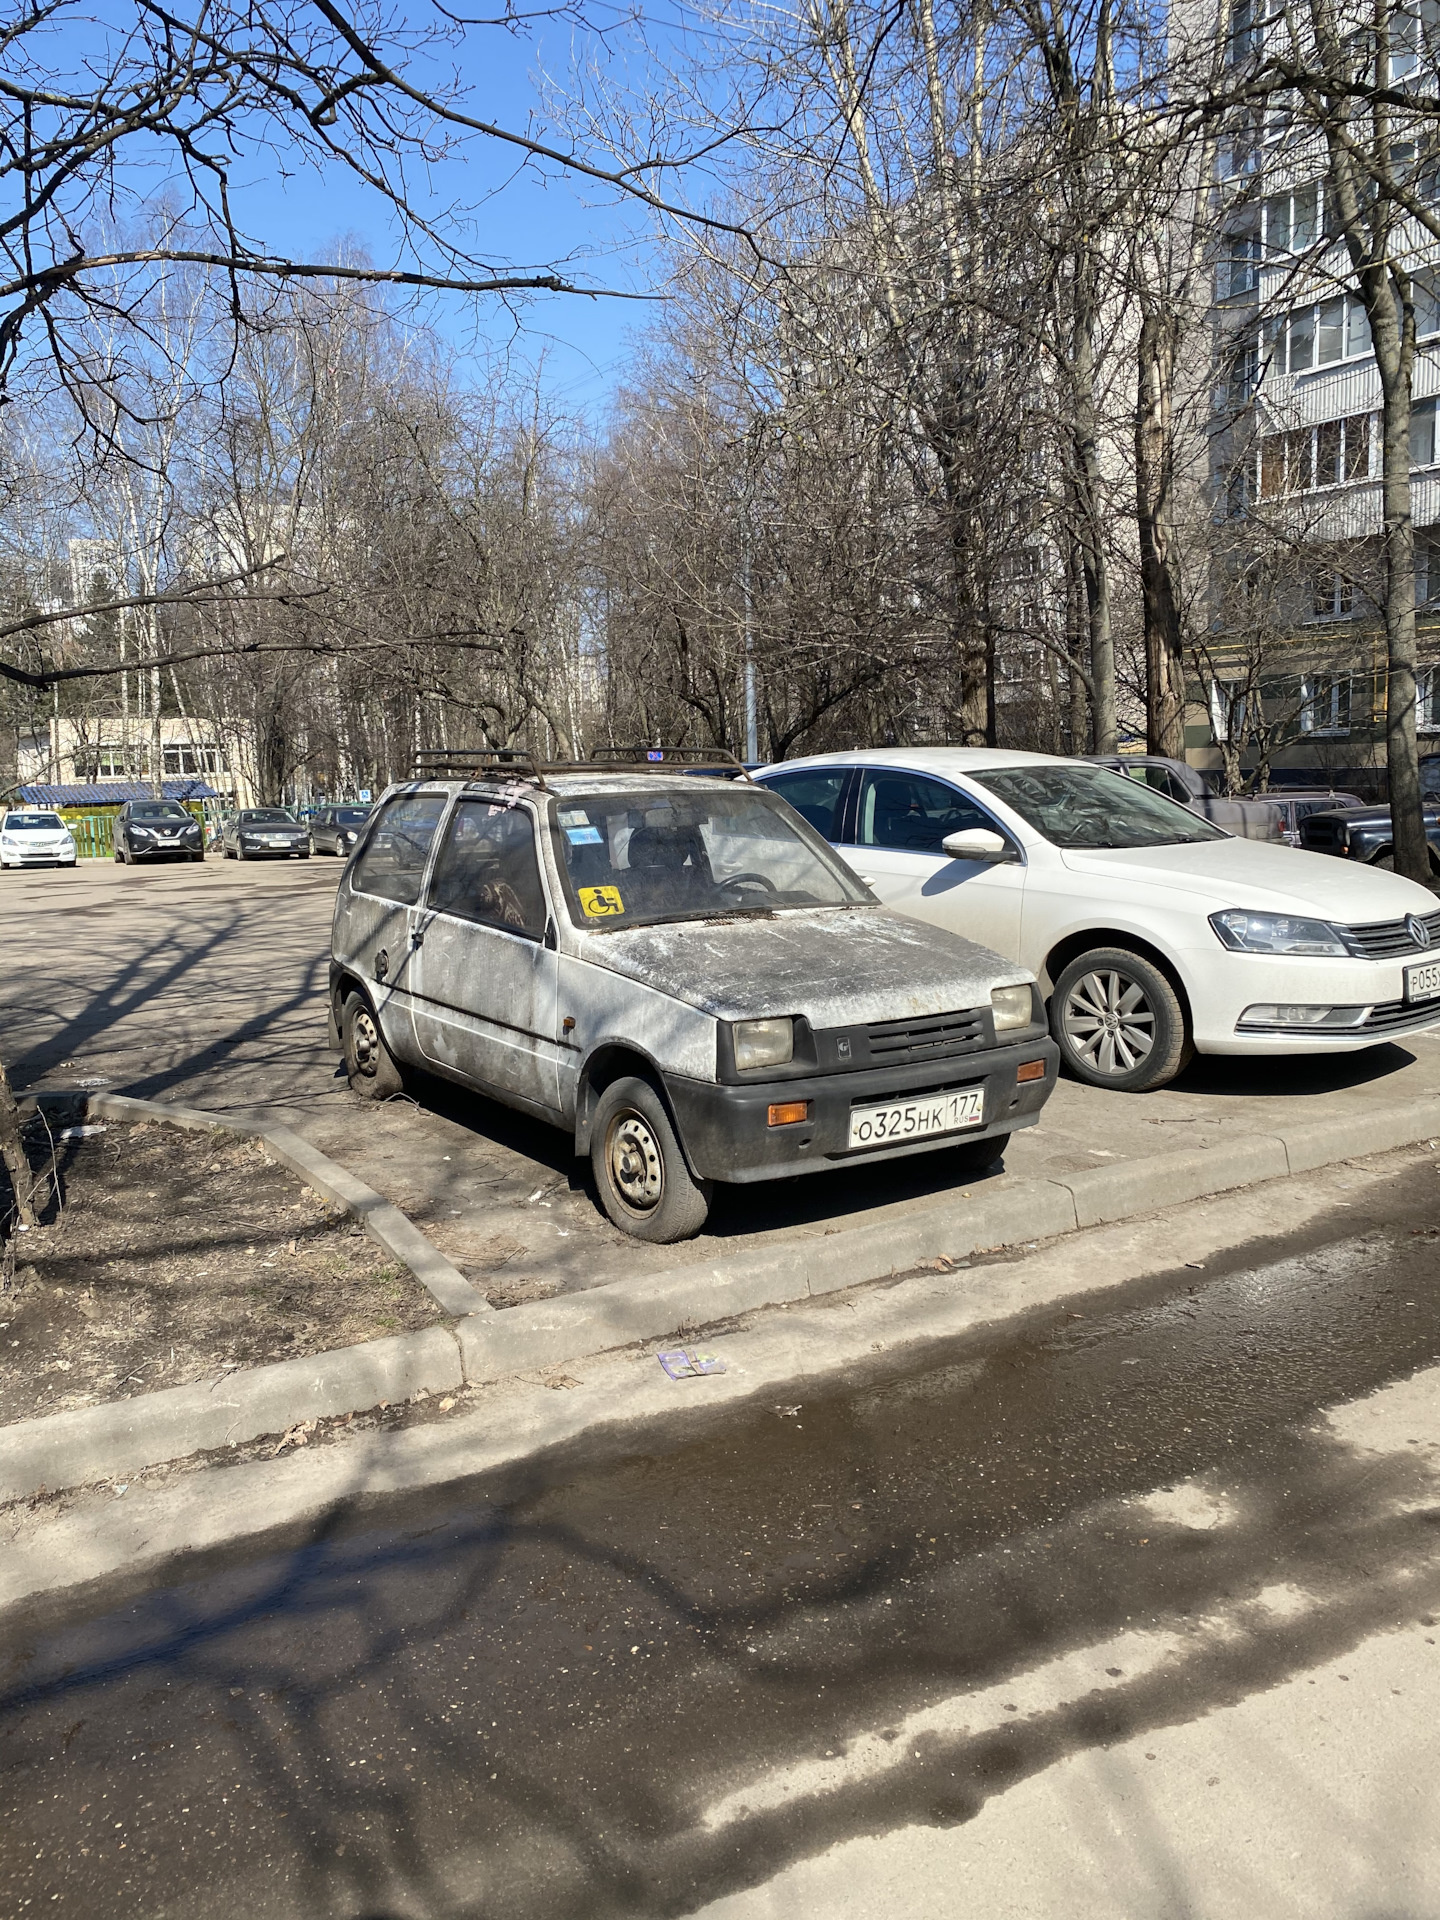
(1379, 379, 1428, 882)
(1072, 322, 1116, 753)
(0, 1051, 39, 1230)
(1136, 306, 1187, 758)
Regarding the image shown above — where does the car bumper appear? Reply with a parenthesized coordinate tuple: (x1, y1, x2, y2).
(1177, 946, 1440, 1052)
(663, 1035, 1059, 1183)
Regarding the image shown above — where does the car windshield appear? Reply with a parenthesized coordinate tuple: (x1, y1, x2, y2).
(4, 812, 62, 831)
(130, 803, 189, 821)
(975, 764, 1228, 850)
(335, 807, 371, 824)
(552, 785, 871, 929)
(240, 809, 294, 825)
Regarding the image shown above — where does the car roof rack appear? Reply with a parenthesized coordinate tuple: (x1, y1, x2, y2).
(409, 746, 752, 788)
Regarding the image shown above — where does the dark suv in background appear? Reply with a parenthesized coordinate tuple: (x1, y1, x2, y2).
(113, 799, 204, 864)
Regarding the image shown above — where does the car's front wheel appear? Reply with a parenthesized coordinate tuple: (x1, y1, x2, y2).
(1050, 947, 1192, 1093)
(591, 1075, 712, 1242)
(342, 993, 406, 1099)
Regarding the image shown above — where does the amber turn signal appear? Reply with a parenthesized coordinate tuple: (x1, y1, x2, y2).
(767, 1100, 811, 1126)
(1016, 1059, 1047, 1083)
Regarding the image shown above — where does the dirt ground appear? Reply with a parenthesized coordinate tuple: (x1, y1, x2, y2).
(0, 1113, 444, 1427)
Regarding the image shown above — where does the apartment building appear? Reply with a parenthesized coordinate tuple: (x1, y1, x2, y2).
(1200, 5, 1440, 790)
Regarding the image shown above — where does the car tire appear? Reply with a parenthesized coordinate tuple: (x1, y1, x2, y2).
(1050, 946, 1192, 1093)
(113, 847, 123, 863)
(591, 1075, 712, 1242)
(1373, 852, 1396, 870)
(342, 993, 406, 1100)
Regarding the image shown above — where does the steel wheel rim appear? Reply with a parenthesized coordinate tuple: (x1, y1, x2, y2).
(606, 1109, 664, 1212)
(1062, 968, 1156, 1077)
(352, 1007, 382, 1077)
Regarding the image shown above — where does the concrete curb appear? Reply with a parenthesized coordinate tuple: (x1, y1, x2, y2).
(453, 1095, 1440, 1384)
(0, 1326, 463, 1507)
(5, 1087, 1439, 1504)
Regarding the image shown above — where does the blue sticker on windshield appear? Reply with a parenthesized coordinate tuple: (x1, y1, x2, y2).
(565, 826, 603, 845)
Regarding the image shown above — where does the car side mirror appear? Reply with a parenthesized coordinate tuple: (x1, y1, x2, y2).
(942, 828, 1009, 862)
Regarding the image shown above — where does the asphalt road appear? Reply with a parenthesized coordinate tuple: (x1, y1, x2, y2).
(5, 858, 1440, 1303)
(5, 1154, 1440, 1918)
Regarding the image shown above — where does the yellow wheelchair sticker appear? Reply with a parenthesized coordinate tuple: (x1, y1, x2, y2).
(578, 885, 626, 918)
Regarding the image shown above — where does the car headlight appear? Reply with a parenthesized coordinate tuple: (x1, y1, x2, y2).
(991, 984, 1034, 1032)
(732, 1017, 794, 1071)
(129, 826, 153, 839)
(1210, 910, 1350, 957)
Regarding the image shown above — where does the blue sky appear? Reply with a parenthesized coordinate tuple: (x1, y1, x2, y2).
(224, 14, 678, 417)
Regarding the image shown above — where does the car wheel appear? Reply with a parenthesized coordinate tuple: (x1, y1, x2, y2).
(342, 993, 406, 1099)
(591, 1075, 712, 1242)
(113, 847, 123, 863)
(1050, 947, 1192, 1093)
(1372, 852, 1396, 870)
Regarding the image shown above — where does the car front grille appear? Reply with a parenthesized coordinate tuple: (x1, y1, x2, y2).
(1361, 997, 1440, 1034)
(1340, 910, 1440, 959)
(840, 1008, 989, 1069)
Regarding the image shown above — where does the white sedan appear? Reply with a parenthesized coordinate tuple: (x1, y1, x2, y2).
(753, 748, 1440, 1091)
(0, 809, 77, 870)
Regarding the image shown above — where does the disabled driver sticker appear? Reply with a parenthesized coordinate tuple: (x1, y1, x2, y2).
(578, 885, 626, 918)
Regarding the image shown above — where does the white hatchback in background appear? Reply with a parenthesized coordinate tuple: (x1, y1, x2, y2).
(0, 810, 77, 870)
(754, 748, 1440, 1092)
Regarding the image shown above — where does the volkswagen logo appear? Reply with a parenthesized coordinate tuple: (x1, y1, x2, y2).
(1407, 913, 1433, 950)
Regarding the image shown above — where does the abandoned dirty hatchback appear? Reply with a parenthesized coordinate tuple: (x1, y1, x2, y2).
(328, 749, 1059, 1241)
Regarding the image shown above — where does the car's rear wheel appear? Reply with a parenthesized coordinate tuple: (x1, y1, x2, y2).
(1051, 947, 1192, 1093)
(342, 993, 406, 1100)
(591, 1075, 712, 1242)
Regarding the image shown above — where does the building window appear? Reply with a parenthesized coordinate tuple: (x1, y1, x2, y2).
(1416, 531, 1440, 605)
(1209, 680, 1250, 742)
(1412, 396, 1438, 467)
(162, 743, 227, 776)
(1310, 572, 1354, 621)
(1300, 671, 1352, 731)
(1263, 182, 1322, 253)
(1279, 293, 1370, 372)
(1259, 415, 1373, 496)
(1228, 0, 1261, 62)
(1219, 233, 1261, 300)
(91, 745, 143, 778)
(1419, 665, 1440, 732)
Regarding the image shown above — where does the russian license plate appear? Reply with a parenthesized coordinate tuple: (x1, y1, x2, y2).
(1406, 960, 1440, 1003)
(848, 1086, 985, 1150)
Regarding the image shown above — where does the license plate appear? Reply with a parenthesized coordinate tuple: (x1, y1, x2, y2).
(848, 1086, 985, 1150)
(1406, 960, 1440, 1003)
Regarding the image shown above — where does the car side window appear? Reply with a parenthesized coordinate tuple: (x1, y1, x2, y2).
(350, 794, 447, 905)
(762, 769, 849, 841)
(855, 771, 998, 853)
(427, 801, 548, 937)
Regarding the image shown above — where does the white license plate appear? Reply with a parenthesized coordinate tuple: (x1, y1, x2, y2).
(848, 1086, 985, 1150)
(1406, 960, 1440, 1003)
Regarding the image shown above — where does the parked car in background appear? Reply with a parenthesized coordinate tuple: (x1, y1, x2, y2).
(113, 799, 204, 864)
(311, 803, 373, 855)
(1298, 800, 1440, 870)
(752, 748, 1440, 1094)
(329, 751, 1058, 1242)
(1263, 790, 1365, 847)
(0, 808, 77, 869)
(1084, 755, 1285, 842)
(221, 808, 312, 860)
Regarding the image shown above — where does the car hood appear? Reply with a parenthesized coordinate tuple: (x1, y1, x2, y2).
(1059, 836, 1438, 920)
(578, 906, 1032, 1026)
